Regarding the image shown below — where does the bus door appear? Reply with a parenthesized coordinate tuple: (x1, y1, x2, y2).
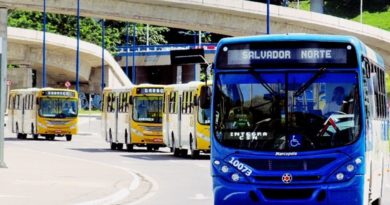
(114, 94, 119, 143)
(178, 94, 182, 148)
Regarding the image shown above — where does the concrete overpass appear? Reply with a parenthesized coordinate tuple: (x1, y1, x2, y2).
(7, 27, 131, 91)
(1, 0, 390, 67)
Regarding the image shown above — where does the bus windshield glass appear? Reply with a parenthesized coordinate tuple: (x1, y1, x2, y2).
(214, 71, 361, 151)
(133, 96, 163, 123)
(39, 98, 78, 118)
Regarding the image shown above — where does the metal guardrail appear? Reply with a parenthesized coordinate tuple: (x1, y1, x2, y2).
(116, 43, 217, 56)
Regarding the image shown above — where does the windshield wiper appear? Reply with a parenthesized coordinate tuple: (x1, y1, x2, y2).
(249, 69, 277, 96)
(294, 67, 326, 97)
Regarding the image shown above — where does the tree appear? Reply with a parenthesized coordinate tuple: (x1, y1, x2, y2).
(8, 10, 169, 52)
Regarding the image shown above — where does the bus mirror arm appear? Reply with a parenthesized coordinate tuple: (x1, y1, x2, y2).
(129, 96, 133, 105)
(199, 86, 211, 109)
(193, 95, 199, 106)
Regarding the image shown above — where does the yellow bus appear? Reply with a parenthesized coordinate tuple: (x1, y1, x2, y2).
(163, 81, 211, 158)
(102, 84, 164, 151)
(8, 88, 78, 141)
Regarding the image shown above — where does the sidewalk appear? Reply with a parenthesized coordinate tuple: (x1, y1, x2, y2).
(0, 145, 135, 205)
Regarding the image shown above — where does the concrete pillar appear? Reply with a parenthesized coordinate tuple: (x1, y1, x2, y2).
(310, 0, 324, 13)
(0, 7, 7, 168)
(7, 66, 33, 89)
(176, 65, 182, 84)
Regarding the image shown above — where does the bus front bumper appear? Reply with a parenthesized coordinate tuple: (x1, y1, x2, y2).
(213, 175, 364, 205)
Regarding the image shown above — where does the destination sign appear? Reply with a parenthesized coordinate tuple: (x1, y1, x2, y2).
(42, 91, 75, 97)
(216, 42, 357, 68)
(227, 48, 347, 65)
(136, 88, 164, 95)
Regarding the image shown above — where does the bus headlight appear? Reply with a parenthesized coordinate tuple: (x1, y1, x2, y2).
(327, 156, 363, 183)
(221, 165, 229, 173)
(131, 128, 143, 137)
(212, 158, 248, 183)
(37, 122, 47, 129)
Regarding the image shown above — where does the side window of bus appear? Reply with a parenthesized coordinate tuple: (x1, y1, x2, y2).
(118, 93, 123, 113)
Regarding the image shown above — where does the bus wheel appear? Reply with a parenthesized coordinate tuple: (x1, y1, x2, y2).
(110, 143, 117, 150)
(66, 135, 72, 141)
(32, 134, 39, 140)
(147, 145, 153, 152)
(189, 135, 200, 159)
(153, 146, 159, 151)
(126, 144, 134, 151)
(172, 136, 180, 157)
(116, 143, 123, 151)
(181, 149, 188, 157)
(46, 135, 55, 140)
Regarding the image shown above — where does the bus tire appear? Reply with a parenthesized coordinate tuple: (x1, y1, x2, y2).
(110, 143, 117, 150)
(190, 135, 200, 159)
(126, 144, 134, 151)
(31, 124, 38, 140)
(172, 135, 180, 157)
(147, 145, 153, 152)
(66, 135, 72, 141)
(16, 123, 22, 139)
(116, 143, 123, 151)
(153, 146, 159, 151)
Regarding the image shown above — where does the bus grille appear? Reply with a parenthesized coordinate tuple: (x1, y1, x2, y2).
(48, 120, 69, 125)
(144, 126, 162, 132)
(240, 158, 335, 171)
(260, 188, 315, 200)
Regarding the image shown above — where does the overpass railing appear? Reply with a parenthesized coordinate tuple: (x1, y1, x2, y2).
(115, 43, 217, 57)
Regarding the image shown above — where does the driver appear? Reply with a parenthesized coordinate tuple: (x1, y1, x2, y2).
(323, 86, 345, 115)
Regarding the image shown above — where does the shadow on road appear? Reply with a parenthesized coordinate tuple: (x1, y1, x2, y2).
(121, 153, 210, 161)
(5, 137, 68, 142)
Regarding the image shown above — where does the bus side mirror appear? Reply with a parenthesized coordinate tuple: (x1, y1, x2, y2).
(193, 95, 198, 106)
(129, 96, 133, 105)
(199, 86, 211, 109)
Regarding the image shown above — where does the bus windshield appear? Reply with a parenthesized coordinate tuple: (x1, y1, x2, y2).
(133, 96, 163, 123)
(214, 71, 361, 151)
(39, 98, 78, 118)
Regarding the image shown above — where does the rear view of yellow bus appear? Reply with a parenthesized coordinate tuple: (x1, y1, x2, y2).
(8, 88, 78, 141)
(130, 84, 165, 151)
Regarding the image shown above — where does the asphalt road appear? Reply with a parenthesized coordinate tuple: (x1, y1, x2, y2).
(3, 115, 390, 205)
(4, 116, 213, 205)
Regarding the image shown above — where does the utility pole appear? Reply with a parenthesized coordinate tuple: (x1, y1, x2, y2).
(0, 7, 8, 168)
(42, 0, 47, 87)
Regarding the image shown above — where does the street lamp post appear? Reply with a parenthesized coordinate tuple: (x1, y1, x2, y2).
(76, 0, 80, 92)
(125, 22, 129, 77)
(101, 19, 105, 92)
(42, 0, 47, 87)
(132, 23, 136, 84)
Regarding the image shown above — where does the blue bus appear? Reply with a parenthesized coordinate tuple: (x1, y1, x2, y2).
(208, 34, 389, 205)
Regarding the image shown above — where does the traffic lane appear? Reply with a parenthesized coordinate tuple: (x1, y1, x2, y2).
(5, 123, 214, 205)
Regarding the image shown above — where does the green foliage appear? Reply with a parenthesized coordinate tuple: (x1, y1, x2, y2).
(289, 0, 390, 32)
(8, 10, 169, 52)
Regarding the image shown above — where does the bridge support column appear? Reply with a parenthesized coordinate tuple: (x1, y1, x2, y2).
(0, 7, 7, 168)
(311, 0, 324, 13)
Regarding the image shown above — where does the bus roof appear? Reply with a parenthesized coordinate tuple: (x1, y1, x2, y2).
(165, 81, 212, 91)
(218, 34, 385, 68)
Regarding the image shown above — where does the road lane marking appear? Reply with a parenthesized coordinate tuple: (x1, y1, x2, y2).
(189, 193, 209, 200)
(0, 194, 26, 198)
(11, 147, 156, 205)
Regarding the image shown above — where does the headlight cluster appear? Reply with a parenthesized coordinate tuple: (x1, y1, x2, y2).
(212, 159, 248, 183)
(327, 156, 363, 182)
(131, 128, 144, 137)
(37, 122, 47, 129)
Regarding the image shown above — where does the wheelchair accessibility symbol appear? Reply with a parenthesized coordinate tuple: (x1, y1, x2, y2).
(289, 134, 302, 148)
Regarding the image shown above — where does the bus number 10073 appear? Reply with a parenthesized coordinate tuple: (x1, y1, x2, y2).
(228, 157, 253, 177)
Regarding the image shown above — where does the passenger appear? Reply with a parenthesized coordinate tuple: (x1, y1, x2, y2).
(323, 86, 345, 115)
